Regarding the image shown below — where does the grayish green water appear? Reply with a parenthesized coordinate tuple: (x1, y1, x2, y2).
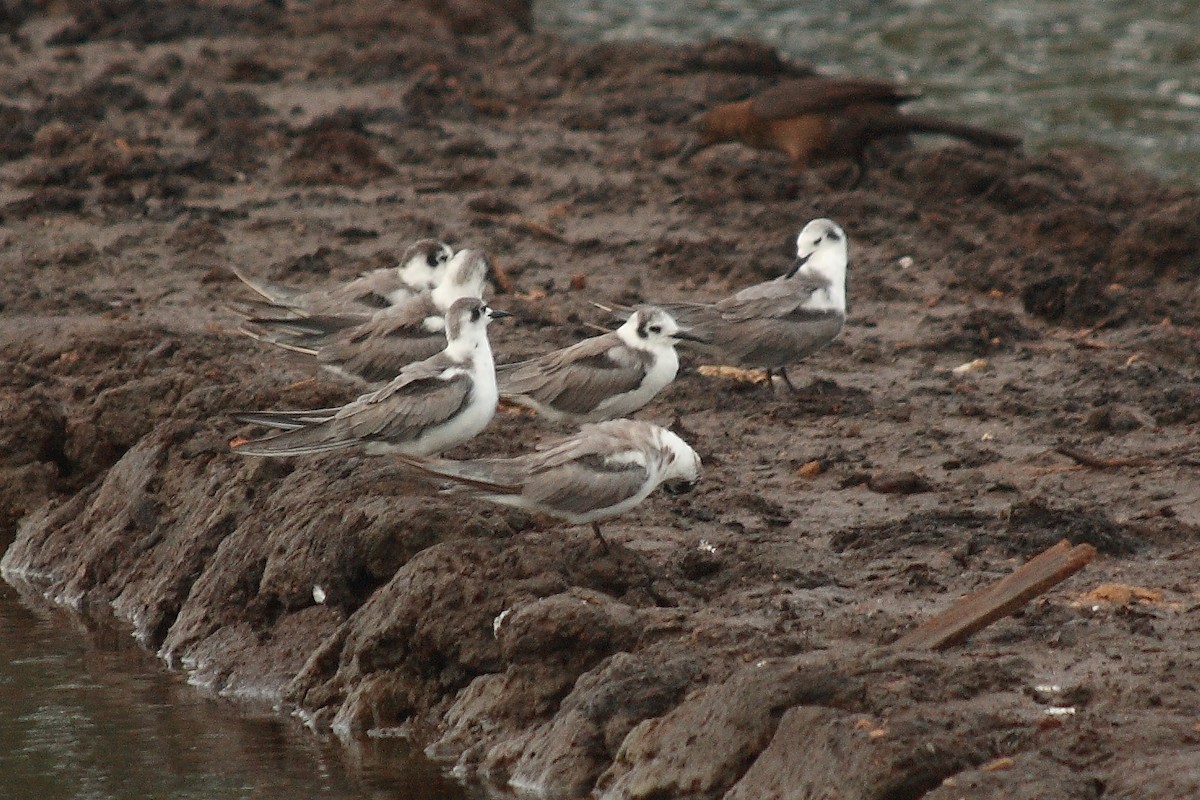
(0, 582, 474, 800)
(536, 0, 1200, 184)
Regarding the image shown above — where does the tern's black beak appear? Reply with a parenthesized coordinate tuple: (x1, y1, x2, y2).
(671, 330, 708, 343)
(487, 308, 513, 320)
(784, 252, 811, 279)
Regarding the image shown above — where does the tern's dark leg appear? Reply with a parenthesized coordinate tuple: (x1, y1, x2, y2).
(779, 367, 800, 392)
(591, 522, 610, 553)
(764, 368, 775, 389)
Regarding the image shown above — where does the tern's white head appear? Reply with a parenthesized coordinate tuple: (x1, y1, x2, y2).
(616, 306, 701, 352)
(432, 248, 491, 311)
(443, 296, 509, 359)
(397, 239, 454, 292)
(656, 426, 702, 494)
(787, 218, 847, 312)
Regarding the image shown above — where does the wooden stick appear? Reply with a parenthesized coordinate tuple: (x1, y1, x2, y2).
(897, 539, 1096, 651)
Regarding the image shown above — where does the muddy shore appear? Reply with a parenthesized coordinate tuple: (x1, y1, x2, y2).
(3, 2, 1199, 798)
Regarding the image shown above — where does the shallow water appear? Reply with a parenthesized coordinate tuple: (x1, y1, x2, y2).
(0, 582, 475, 800)
(536, 0, 1200, 183)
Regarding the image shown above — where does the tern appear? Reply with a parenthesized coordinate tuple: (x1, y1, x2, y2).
(237, 249, 492, 385)
(231, 297, 507, 457)
(654, 218, 848, 391)
(230, 238, 454, 318)
(392, 419, 701, 546)
(497, 306, 699, 424)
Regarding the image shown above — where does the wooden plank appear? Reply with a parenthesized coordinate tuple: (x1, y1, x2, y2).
(897, 539, 1097, 651)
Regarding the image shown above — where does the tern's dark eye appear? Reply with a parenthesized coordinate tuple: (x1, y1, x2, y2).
(648, 324, 663, 334)
(826, 230, 841, 242)
(813, 236, 823, 245)
(470, 308, 481, 322)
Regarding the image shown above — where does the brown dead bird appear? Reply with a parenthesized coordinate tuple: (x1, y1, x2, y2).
(681, 77, 1020, 171)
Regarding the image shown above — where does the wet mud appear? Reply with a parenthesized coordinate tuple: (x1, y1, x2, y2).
(2, 2, 1199, 798)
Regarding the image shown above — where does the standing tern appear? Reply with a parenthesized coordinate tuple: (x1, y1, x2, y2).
(231, 296, 507, 457)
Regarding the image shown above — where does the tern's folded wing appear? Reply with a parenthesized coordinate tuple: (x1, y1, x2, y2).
(238, 312, 376, 353)
(315, 307, 444, 380)
(342, 362, 474, 441)
(715, 313, 845, 367)
(232, 406, 343, 430)
(715, 274, 830, 322)
(230, 266, 399, 316)
(231, 362, 472, 456)
(318, 270, 401, 313)
(230, 266, 307, 307)
(500, 337, 647, 416)
(525, 454, 649, 517)
(390, 454, 524, 495)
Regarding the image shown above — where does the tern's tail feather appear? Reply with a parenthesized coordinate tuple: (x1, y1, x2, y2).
(238, 313, 368, 354)
(230, 266, 307, 307)
(392, 455, 522, 496)
(232, 407, 342, 431)
(226, 298, 309, 321)
(238, 321, 322, 355)
(231, 424, 359, 457)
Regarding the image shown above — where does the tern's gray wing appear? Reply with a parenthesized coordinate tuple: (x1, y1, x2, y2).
(498, 334, 648, 416)
(392, 420, 660, 518)
(314, 269, 403, 313)
(749, 78, 911, 120)
(714, 274, 830, 322)
(399, 438, 653, 518)
(230, 265, 402, 316)
(528, 420, 646, 467)
(389, 455, 525, 496)
(523, 452, 649, 518)
(660, 281, 843, 367)
(654, 301, 717, 325)
(230, 266, 308, 307)
(227, 296, 311, 322)
(658, 274, 830, 328)
(708, 311, 844, 368)
(314, 302, 446, 383)
(232, 406, 343, 430)
(334, 356, 473, 442)
(232, 356, 471, 456)
(238, 311, 375, 354)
